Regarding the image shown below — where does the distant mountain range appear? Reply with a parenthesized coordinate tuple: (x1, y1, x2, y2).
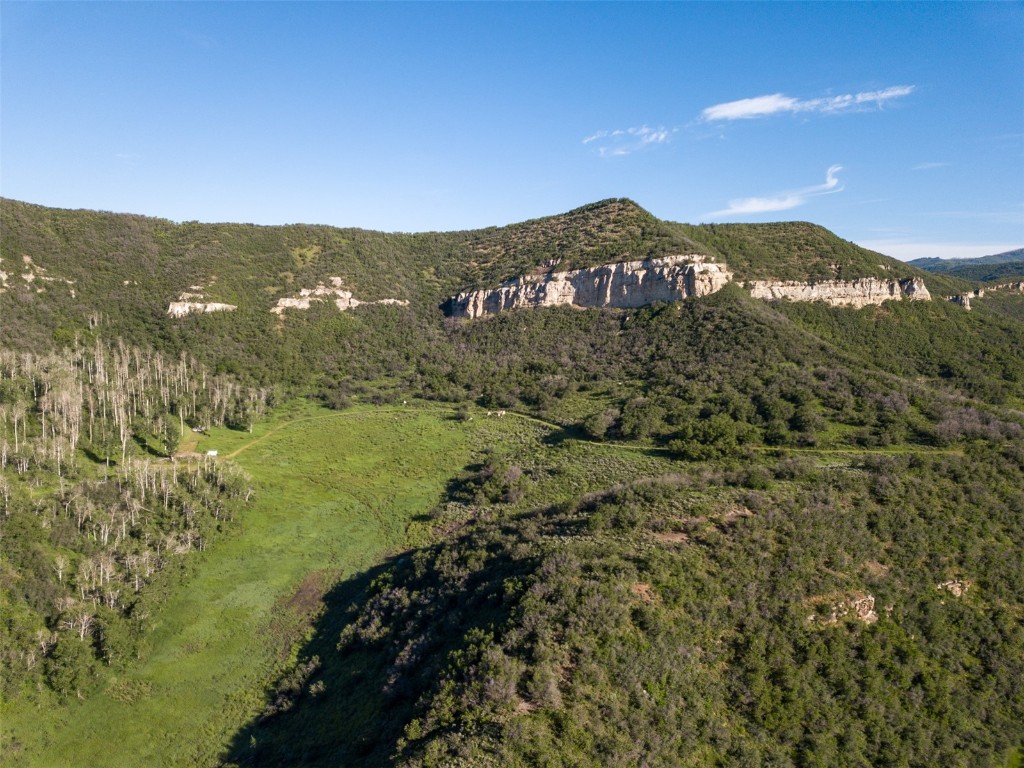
(908, 248, 1024, 272)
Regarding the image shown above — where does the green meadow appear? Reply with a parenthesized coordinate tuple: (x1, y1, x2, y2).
(3, 403, 478, 766)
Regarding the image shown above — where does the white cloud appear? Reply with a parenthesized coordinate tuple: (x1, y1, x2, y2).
(912, 162, 948, 171)
(701, 85, 914, 121)
(701, 94, 800, 121)
(583, 125, 673, 157)
(857, 240, 1023, 262)
(708, 165, 844, 218)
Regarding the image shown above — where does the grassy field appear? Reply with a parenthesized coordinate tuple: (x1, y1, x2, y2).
(2, 402, 480, 767)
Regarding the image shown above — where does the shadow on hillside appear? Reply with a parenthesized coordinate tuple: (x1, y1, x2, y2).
(542, 423, 676, 460)
(221, 534, 534, 767)
(540, 422, 589, 447)
(222, 457, 536, 767)
(221, 558, 403, 767)
(442, 461, 486, 503)
(132, 433, 168, 459)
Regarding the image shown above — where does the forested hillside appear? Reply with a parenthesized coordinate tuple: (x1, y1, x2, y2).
(1, 198, 1021, 766)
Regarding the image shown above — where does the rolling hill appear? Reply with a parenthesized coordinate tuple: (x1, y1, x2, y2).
(908, 247, 1024, 273)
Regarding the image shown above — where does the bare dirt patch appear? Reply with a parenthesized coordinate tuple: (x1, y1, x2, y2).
(632, 582, 656, 603)
(653, 531, 689, 544)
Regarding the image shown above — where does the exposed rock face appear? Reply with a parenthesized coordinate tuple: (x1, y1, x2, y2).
(992, 281, 1024, 292)
(167, 286, 237, 317)
(945, 283, 1023, 311)
(445, 254, 935, 319)
(3, 254, 77, 297)
(167, 301, 237, 318)
(937, 579, 971, 597)
(746, 277, 931, 308)
(947, 293, 972, 311)
(808, 592, 879, 625)
(271, 277, 408, 315)
(445, 255, 732, 319)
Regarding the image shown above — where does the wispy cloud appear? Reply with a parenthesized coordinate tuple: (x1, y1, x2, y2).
(708, 165, 844, 218)
(701, 85, 914, 121)
(912, 162, 948, 171)
(583, 125, 673, 157)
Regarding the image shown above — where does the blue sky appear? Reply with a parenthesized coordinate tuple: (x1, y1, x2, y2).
(2, 2, 1022, 260)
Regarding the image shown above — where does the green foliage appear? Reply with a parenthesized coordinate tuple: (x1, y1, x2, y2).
(45, 633, 96, 697)
(1, 404, 480, 766)
(909, 248, 1024, 274)
(0, 342, 264, 704)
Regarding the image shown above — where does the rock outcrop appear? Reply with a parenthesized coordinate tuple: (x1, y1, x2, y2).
(808, 592, 879, 625)
(3, 255, 77, 297)
(271, 277, 408, 315)
(444, 254, 936, 319)
(937, 579, 971, 597)
(445, 255, 732, 319)
(167, 301, 237, 318)
(991, 281, 1024, 292)
(167, 286, 237, 317)
(746, 277, 931, 308)
(947, 293, 974, 311)
(945, 282, 1023, 311)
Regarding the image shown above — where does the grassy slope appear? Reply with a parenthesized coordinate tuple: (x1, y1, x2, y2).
(2, 402, 477, 766)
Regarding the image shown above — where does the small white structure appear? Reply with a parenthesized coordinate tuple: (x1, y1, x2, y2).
(206, 450, 218, 457)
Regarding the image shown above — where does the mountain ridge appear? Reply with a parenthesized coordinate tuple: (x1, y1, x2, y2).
(908, 247, 1024, 272)
(0, 196, 965, 322)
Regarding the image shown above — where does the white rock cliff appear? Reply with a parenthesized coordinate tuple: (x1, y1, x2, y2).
(445, 255, 935, 318)
(166, 286, 237, 317)
(446, 255, 732, 319)
(745, 277, 931, 308)
(167, 301, 238, 318)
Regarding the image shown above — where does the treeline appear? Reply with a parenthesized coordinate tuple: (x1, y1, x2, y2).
(0, 340, 267, 698)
